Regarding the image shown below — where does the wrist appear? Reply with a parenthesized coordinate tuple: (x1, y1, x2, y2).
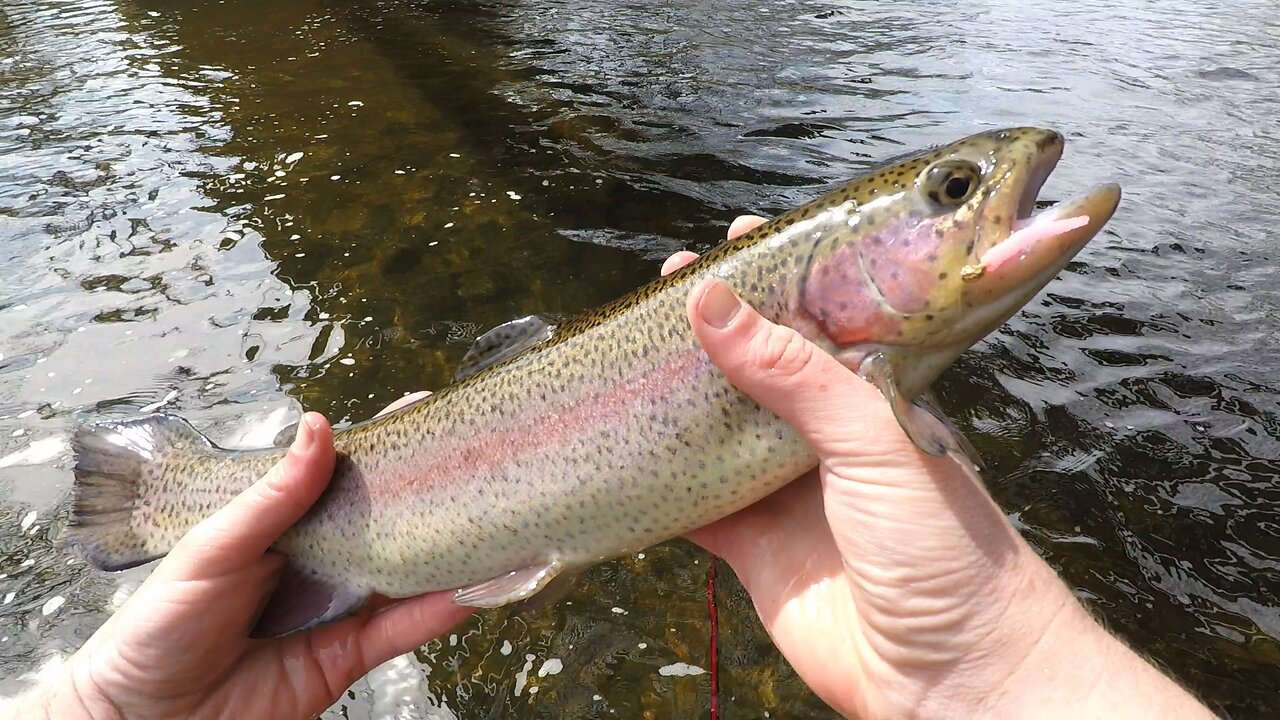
(976, 592, 1215, 719)
(2, 667, 107, 720)
(909, 548, 1214, 720)
(874, 543, 1082, 719)
(37, 655, 121, 720)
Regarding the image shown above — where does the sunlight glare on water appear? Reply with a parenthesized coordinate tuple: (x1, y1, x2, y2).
(1, 0, 1278, 717)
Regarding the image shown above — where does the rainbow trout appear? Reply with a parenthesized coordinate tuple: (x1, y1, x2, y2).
(61, 128, 1120, 637)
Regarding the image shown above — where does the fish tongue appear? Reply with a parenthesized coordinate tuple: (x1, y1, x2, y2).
(980, 214, 1090, 273)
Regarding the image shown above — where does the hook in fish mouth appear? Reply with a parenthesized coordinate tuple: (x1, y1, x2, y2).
(960, 263, 985, 282)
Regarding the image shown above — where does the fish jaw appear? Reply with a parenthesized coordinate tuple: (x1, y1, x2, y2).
(955, 182, 1122, 342)
(966, 183, 1121, 302)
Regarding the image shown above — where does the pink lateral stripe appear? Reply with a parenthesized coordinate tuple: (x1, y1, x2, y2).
(370, 347, 707, 498)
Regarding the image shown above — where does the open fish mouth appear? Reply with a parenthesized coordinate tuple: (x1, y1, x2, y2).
(965, 140, 1121, 297)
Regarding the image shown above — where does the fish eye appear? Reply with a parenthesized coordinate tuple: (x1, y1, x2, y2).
(920, 160, 982, 207)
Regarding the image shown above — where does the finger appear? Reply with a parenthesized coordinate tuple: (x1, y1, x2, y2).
(661, 251, 700, 276)
(358, 593, 475, 669)
(727, 214, 768, 240)
(173, 412, 337, 571)
(686, 279, 908, 460)
(293, 592, 473, 701)
(660, 213, 767, 278)
(377, 390, 432, 417)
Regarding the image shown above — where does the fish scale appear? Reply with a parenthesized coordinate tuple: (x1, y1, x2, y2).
(59, 127, 1120, 637)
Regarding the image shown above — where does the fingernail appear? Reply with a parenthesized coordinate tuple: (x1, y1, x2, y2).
(292, 415, 314, 453)
(699, 280, 741, 329)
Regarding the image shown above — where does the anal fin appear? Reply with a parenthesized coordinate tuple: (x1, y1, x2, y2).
(454, 560, 564, 608)
(252, 561, 369, 638)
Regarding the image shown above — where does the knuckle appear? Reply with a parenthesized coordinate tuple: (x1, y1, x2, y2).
(749, 326, 815, 378)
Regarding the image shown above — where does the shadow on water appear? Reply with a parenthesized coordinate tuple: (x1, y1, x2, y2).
(1, 0, 1279, 717)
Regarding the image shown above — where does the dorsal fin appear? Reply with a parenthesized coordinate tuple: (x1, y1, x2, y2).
(454, 315, 554, 381)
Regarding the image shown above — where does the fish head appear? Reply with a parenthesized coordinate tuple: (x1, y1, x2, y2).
(796, 127, 1121, 395)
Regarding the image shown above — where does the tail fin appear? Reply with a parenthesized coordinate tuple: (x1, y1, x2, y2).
(59, 414, 215, 571)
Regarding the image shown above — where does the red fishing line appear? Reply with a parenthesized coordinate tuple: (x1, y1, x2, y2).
(708, 554, 719, 720)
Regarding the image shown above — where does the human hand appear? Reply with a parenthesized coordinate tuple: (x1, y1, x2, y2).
(28, 398, 471, 720)
(674, 217, 1212, 719)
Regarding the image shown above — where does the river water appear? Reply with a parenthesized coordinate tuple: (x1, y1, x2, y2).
(0, 0, 1277, 717)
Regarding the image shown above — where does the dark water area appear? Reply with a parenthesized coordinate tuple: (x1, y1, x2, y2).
(1, 0, 1278, 716)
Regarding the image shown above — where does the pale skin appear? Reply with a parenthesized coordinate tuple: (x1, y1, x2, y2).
(4, 216, 1214, 720)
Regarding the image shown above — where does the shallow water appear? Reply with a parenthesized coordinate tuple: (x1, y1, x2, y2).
(1, 0, 1278, 716)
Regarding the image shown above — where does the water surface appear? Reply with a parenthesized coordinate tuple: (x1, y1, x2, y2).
(1, 0, 1278, 717)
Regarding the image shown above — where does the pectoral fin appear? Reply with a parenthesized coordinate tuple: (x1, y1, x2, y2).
(917, 390, 984, 470)
(860, 353, 977, 464)
(454, 560, 565, 608)
(455, 315, 554, 381)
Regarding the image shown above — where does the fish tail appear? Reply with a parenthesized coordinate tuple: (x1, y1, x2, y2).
(58, 414, 219, 571)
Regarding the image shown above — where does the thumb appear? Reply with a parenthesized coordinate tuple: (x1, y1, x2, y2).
(172, 412, 337, 572)
(686, 278, 910, 461)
